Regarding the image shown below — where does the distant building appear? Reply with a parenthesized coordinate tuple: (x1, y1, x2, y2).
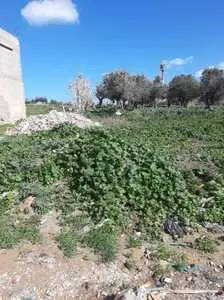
(0, 27, 26, 122)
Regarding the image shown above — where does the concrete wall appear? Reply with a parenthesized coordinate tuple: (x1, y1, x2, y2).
(0, 28, 26, 122)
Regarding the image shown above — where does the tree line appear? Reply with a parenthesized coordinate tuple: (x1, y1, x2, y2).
(26, 68, 224, 111)
(95, 68, 224, 109)
(25, 97, 67, 105)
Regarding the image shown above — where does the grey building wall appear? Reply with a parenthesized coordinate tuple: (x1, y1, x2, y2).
(0, 27, 26, 122)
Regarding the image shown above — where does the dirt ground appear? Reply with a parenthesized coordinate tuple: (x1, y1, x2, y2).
(0, 211, 223, 300)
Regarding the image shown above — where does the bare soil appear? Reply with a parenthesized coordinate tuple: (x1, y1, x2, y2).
(0, 212, 223, 300)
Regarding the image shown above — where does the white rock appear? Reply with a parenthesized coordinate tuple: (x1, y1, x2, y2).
(7, 110, 101, 136)
(163, 277, 172, 284)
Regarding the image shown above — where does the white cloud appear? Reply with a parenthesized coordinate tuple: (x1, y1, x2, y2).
(217, 62, 224, 69)
(195, 62, 224, 78)
(21, 0, 79, 26)
(162, 56, 193, 69)
(195, 69, 204, 78)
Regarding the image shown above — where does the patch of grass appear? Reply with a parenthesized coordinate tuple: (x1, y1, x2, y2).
(152, 261, 173, 276)
(0, 224, 20, 248)
(18, 225, 41, 244)
(57, 230, 77, 258)
(0, 123, 13, 135)
(0, 191, 16, 215)
(129, 235, 142, 248)
(86, 226, 118, 263)
(156, 244, 174, 261)
(155, 244, 188, 262)
(26, 104, 64, 116)
(192, 236, 217, 253)
(172, 261, 188, 272)
(153, 244, 189, 275)
(0, 216, 40, 249)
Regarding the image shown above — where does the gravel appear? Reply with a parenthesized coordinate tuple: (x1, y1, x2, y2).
(7, 110, 100, 136)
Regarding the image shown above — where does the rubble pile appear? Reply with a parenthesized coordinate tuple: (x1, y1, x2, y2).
(7, 110, 100, 135)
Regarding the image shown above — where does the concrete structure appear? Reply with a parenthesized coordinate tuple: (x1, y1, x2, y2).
(0, 28, 26, 122)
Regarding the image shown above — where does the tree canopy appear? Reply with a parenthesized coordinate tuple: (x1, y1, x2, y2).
(200, 68, 224, 108)
(168, 75, 200, 107)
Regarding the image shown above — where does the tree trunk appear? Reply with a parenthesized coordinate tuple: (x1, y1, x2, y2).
(98, 98, 103, 107)
(205, 97, 210, 109)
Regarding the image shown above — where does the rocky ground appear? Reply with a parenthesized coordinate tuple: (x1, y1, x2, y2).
(0, 211, 223, 300)
(7, 110, 100, 136)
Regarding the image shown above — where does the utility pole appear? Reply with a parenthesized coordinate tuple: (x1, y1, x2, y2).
(160, 63, 165, 84)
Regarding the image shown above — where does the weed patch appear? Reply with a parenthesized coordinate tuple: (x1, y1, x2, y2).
(57, 230, 77, 258)
(192, 236, 217, 253)
(0, 108, 223, 258)
(85, 225, 118, 263)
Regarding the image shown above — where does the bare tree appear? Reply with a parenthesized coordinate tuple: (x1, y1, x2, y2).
(69, 74, 93, 112)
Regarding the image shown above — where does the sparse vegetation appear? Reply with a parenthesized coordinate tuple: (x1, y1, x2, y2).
(26, 103, 65, 116)
(0, 123, 13, 135)
(129, 235, 142, 248)
(57, 230, 77, 258)
(85, 225, 118, 262)
(0, 216, 40, 248)
(192, 236, 217, 254)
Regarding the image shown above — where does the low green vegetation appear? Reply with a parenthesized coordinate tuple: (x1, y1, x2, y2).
(129, 235, 142, 248)
(26, 103, 65, 116)
(85, 224, 118, 262)
(0, 216, 40, 248)
(57, 230, 77, 258)
(152, 243, 189, 275)
(192, 236, 217, 254)
(0, 123, 13, 135)
(0, 107, 223, 259)
(155, 244, 188, 264)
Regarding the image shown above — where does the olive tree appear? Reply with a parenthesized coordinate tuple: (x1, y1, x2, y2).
(99, 71, 129, 107)
(127, 74, 152, 107)
(96, 82, 107, 107)
(168, 75, 200, 107)
(150, 76, 167, 107)
(200, 68, 224, 108)
(96, 71, 152, 108)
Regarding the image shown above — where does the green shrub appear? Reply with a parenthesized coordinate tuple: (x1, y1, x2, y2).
(86, 225, 117, 263)
(156, 244, 174, 261)
(0, 191, 16, 215)
(192, 236, 217, 253)
(57, 230, 77, 257)
(129, 235, 142, 248)
(152, 261, 172, 276)
(0, 216, 40, 249)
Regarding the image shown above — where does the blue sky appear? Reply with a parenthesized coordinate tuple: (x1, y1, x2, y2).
(1, 0, 224, 101)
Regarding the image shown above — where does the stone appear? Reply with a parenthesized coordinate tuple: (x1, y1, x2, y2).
(0, 27, 26, 122)
(203, 222, 224, 234)
(163, 277, 172, 284)
(7, 110, 100, 135)
(39, 256, 57, 269)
